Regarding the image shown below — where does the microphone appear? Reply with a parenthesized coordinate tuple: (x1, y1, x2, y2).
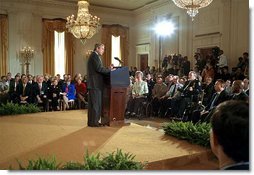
(114, 57, 124, 63)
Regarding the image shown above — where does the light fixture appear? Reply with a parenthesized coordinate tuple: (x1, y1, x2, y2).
(154, 20, 176, 71)
(155, 20, 176, 37)
(66, 0, 100, 45)
(19, 46, 34, 74)
(172, 0, 213, 21)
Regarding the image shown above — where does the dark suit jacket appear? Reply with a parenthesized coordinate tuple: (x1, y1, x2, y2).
(8, 80, 19, 94)
(87, 51, 110, 90)
(206, 90, 230, 111)
(33, 82, 48, 97)
(48, 85, 61, 100)
(232, 91, 248, 102)
(16, 83, 33, 103)
(222, 162, 249, 170)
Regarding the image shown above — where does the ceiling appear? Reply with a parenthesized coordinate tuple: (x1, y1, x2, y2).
(52, 0, 159, 11)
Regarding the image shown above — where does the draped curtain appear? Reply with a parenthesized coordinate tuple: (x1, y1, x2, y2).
(0, 15, 8, 76)
(42, 19, 74, 76)
(101, 24, 129, 67)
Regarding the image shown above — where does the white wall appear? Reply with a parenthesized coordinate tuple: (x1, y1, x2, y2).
(132, 0, 249, 70)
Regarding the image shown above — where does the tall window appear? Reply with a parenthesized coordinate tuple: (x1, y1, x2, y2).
(111, 35, 121, 66)
(54, 31, 65, 77)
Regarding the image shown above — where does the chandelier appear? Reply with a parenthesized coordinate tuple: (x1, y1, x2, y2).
(66, 0, 100, 45)
(172, 0, 213, 21)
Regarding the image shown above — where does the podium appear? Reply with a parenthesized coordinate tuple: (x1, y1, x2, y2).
(102, 66, 130, 126)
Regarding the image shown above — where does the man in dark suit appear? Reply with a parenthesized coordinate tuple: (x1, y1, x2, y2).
(33, 75, 49, 111)
(8, 74, 21, 103)
(16, 75, 33, 104)
(87, 43, 113, 127)
(201, 79, 230, 122)
(210, 100, 249, 170)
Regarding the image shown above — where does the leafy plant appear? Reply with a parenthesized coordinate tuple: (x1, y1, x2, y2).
(101, 149, 144, 170)
(0, 103, 41, 116)
(162, 121, 211, 147)
(16, 149, 145, 170)
(61, 161, 85, 170)
(83, 151, 104, 170)
(18, 156, 61, 170)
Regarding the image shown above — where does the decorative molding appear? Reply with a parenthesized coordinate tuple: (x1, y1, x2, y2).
(195, 32, 221, 38)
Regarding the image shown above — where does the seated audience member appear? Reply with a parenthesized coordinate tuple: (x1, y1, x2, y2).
(44, 74, 51, 88)
(210, 100, 249, 170)
(33, 75, 49, 111)
(61, 76, 76, 110)
(220, 66, 231, 82)
(243, 78, 249, 96)
(202, 77, 215, 106)
(224, 80, 232, 95)
(231, 80, 248, 102)
(8, 74, 21, 103)
(145, 73, 155, 101)
(232, 68, 245, 81)
(16, 75, 33, 104)
(0, 75, 9, 104)
(75, 78, 88, 109)
(74, 73, 82, 84)
(151, 75, 167, 116)
(27, 74, 33, 84)
(201, 63, 215, 82)
(201, 79, 230, 122)
(125, 71, 148, 117)
(171, 71, 202, 119)
(48, 78, 61, 111)
(159, 75, 183, 117)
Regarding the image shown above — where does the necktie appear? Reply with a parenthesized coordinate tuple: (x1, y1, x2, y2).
(23, 84, 26, 96)
(171, 84, 176, 97)
(39, 84, 42, 94)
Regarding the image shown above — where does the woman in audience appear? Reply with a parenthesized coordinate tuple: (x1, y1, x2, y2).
(125, 71, 148, 117)
(75, 78, 87, 109)
(61, 76, 76, 110)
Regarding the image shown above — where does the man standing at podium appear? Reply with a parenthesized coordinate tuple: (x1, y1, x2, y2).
(87, 43, 113, 127)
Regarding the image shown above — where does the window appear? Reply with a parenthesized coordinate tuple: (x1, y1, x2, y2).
(111, 35, 121, 66)
(54, 31, 65, 77)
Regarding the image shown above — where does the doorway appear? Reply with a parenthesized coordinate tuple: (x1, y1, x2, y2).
(198, 47, 214, 60)
(140, 54, 148, 71)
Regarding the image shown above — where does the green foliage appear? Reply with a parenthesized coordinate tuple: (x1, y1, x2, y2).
(101, 149, 144, 170)
(16, 149, 145, 170)
(83, 151, 104, 170)
(18, 156, 61, 170)
(61, 161, 85, 170)
(162, 121, 211, 147)
(0, 103, 41, 116)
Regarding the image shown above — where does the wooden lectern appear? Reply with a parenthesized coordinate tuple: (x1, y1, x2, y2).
(102, 66, 130, 126)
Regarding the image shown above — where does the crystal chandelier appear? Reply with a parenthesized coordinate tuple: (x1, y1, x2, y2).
(172, 0, 213, 21)
(66, 0, 100, 45)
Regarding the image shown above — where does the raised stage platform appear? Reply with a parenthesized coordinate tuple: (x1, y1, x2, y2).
(0, 110, 218, 170)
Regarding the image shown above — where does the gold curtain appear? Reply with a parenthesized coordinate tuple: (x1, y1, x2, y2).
(42, 19, 74, 76)
(0, 15, 8, 76)
(65, 32, 74, 76)
(101, 24, 129, 67)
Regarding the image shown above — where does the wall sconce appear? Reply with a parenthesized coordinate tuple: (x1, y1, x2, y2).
(85, 50, 93, 59)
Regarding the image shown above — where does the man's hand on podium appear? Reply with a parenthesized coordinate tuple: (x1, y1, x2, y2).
(110, 64, 116, 71)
